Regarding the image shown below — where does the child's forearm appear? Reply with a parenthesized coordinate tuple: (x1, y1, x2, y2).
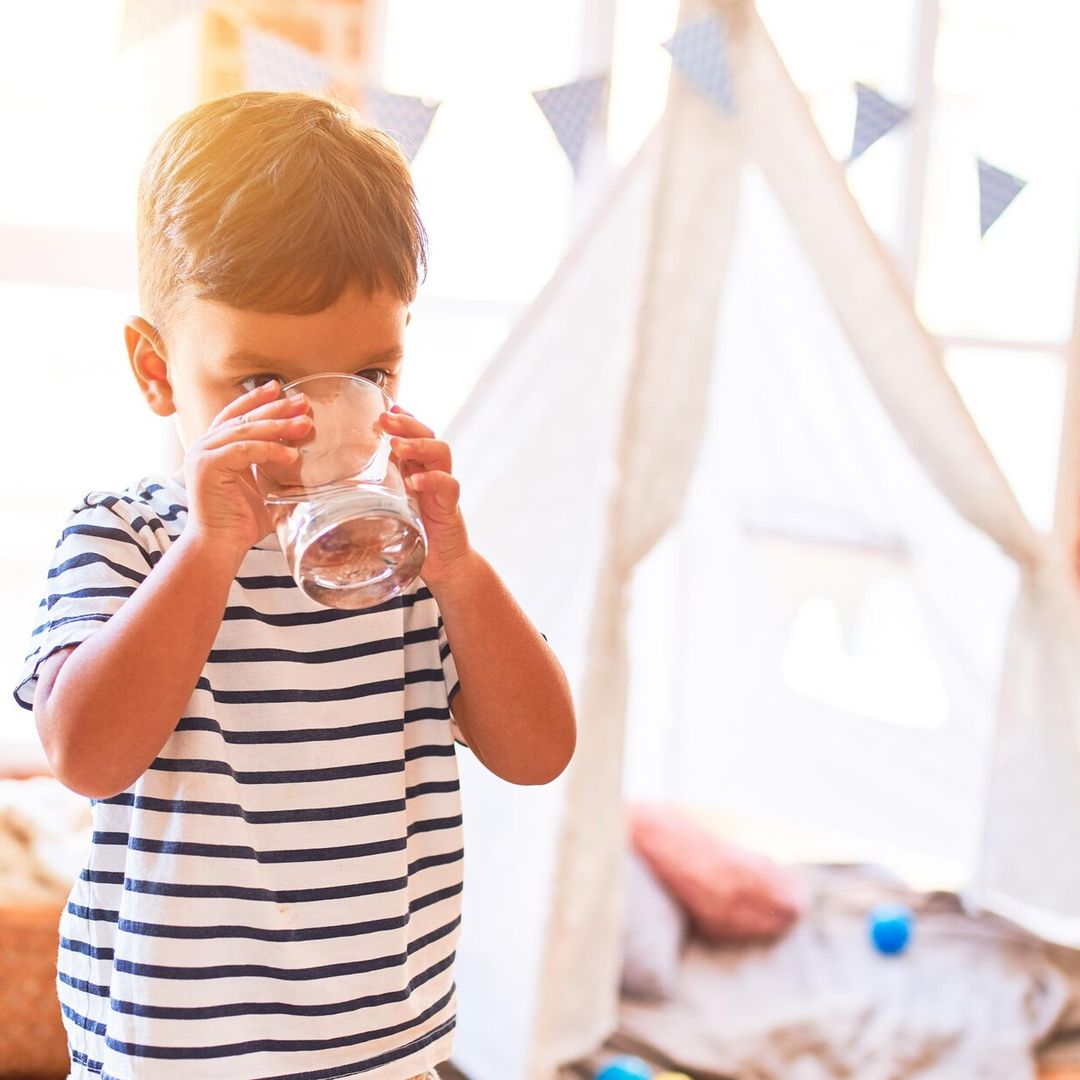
(33, 531, 244, 799)
(430, 552, 576, 785)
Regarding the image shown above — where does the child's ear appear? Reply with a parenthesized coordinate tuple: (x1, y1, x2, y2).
(125, 316, 175, 417)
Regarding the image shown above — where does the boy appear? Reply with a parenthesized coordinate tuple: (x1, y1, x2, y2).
(14, 91, 576, 1080)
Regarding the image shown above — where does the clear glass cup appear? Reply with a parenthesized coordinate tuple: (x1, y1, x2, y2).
(253, 373, 427, 609)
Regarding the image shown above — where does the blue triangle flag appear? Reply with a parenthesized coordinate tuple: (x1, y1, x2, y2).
(663, 13, 734, 113)
(849, 83, 910, 162)
(121, 0, 209, 48)
(532, 75, 608, 175)
(977, 159, 1026, 237)
(242, 26, 332, 94)
(363, 90, 441, 164)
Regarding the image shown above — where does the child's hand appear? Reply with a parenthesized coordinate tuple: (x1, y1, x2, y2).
(382, 406, 472, 589)
(184, 381, 312, 556)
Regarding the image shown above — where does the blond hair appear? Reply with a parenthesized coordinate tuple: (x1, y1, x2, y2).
(137, 91, 427, 334)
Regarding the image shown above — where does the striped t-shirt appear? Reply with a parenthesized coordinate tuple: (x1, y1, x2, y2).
(14, 474, 464, 1080)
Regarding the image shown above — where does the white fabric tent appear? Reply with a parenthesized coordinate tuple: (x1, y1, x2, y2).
(444, 0, 1080, 1076)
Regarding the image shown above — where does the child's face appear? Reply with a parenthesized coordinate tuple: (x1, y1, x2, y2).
(127, 282, 409, 451)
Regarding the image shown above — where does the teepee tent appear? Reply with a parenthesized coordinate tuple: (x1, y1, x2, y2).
(444, 0, 1080, 1075)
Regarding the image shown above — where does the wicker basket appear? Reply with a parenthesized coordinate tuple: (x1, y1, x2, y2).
(0, 903, 70, 1078)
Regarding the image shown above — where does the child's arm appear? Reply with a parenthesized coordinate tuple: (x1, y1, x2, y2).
(34, 381, 311, 799)
(383, 408, 576, 786)
(431, 553, 576, 786)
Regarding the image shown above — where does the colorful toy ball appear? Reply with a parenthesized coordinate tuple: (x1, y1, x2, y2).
(869, 903, 914, 955)
(595, 1056, 655, 1080)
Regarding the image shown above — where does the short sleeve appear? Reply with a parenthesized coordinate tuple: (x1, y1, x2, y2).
(14, 498, 156, 711)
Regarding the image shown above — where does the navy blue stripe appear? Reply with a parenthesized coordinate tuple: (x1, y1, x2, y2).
(43, 585, 137, 610)
(110, 916, 459, 982)
(220, 587, 430, 625)
(117, 910, 407, 943)
(59, 971, 111, 998)
(234, 573, 304, 590)
(405, 743, 456, 762)
(66, 859, 462, 940)
(147, 757, 404, 785)
(126, 513, 173, 536)
(254, 1014, 455, 1080)
(91, 832, 409, 863)
(97, 791, 411, 824)
(63, 1002, 107, 1035)
(48, 551, 146, 585)
(113, 872, 407, 904)
(57, 522, 152, 557)
(67, 903, 120, 924)
(71, 874, 462, 944)
(106, 951, 454, 1021)
(407, 815, 462, 837)
(410, 882, 463, 913)
(405, 705, 451, 723)
(204, 625, 437, 664)
(29, 611, 109, 638)
(405, 780, 460, 799)
(91, 491, 184, 525)
(98, 991, 455, 1068)
(404, 668, 443, 686)
(87, 871, 463, 907)
(191, 674, 405, 705)
(408, 848, 464, 875)
(70, 1047, 104, 1072)
(81, 869, 124, 885)
(207, 636, 404, 665)
(61, 936, 114, 960)
(173, 714, 404, 744)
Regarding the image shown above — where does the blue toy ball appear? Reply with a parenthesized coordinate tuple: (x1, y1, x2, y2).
(595, 1056, 654, 1080)
(869, 902, 914, 955)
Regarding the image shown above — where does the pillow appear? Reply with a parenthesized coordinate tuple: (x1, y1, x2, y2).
(620, 849, 689, 1000)
(628, 803, 804, 943)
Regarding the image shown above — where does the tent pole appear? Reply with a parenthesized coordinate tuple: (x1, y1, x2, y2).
(527, 0, 743, 1071)
(899, 0, 940, 288)
(1051, 244, 1080, 568)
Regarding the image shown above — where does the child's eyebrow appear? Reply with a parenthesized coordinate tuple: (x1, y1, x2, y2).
(220, 347, 404, 372)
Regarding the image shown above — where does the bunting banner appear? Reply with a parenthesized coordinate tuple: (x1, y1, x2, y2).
(242, 25, 333, 94)
(977, 158, 1027, 237)
(121, 0, 209, 48)
(363, 89, 441, 164)
(663, 13, 735, 114)
(532, 75, 608, 175)
(123, 9, 1029, 239)
(849, 83, 910, 163)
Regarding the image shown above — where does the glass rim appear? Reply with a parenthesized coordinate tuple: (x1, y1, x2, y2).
(280, 371, 395, 410)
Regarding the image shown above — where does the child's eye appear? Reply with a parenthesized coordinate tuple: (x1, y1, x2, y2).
(239, 373, 283, 393)
(357, 368, 392, 389)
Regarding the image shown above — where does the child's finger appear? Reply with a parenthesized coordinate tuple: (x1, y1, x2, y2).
(390, 437, 452, 474)
(381, 410, 434, 440)
(210, 387, 309, 434)
(408, 469, 460, 513)
(202, 413, 312, 451)
(200, 439, 301, 475)
(212, 380, 281, 428)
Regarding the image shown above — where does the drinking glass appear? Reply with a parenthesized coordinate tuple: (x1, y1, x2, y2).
(254, 373, 426, 609)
